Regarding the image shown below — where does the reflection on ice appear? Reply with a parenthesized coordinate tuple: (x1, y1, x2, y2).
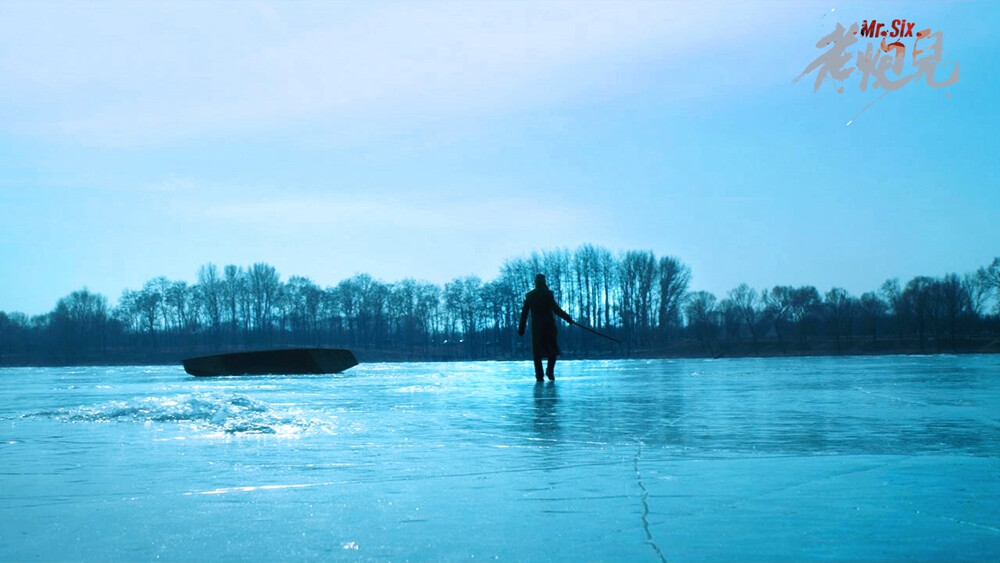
(531, 381, 559, 441)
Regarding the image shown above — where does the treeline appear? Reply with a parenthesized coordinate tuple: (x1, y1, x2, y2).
(1, 247, 999, 365)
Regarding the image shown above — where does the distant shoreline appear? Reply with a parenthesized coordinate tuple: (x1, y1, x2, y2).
(3, 338, 997, 368)
(4, 253, 998, 372)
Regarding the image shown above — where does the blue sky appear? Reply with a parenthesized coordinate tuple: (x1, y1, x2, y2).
(1, 1, 998, 316)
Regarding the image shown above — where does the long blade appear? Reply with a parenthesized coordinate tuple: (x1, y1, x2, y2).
(571, 321, 621, 343)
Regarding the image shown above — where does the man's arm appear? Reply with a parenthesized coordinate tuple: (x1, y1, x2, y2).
(550, 293, 573, 324)
(518, 296, 530, 336)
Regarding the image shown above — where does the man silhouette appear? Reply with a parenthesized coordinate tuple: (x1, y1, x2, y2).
(518, 274, 573, 381)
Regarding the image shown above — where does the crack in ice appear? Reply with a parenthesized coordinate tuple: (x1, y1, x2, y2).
(634, 442, 667, 563)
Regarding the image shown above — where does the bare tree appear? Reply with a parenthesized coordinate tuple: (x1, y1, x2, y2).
(764, 286, 794, 349)
(824, 287, 855, 352)
(284, 276, 323, 344)
(197, 263, 223, 334)
(656, 256, 691, 343)
(788, 286, 821, 347)
(50, 288, 110, 361)
(859, 291, 887, 344)
(718, 298, 742, 342)
(903, 276, 935, 352)
(684, 291, 718, 348)
(619, 250, 657, 346)
(729, 284, 762, 344)
(938, 273, 971, 350)
(138, 277, 167, 336)
(222, 265, 244, 340)
(978, 258, 1000, 313)
(444, 276, 483, 356)
(246, 263, 281, 340)
(573, 245, 600, 327)
(881, 278, 905, 345)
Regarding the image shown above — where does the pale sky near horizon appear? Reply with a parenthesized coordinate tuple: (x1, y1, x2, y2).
(2, 1, 998, 316)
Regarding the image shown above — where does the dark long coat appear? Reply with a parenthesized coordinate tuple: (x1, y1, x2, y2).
(518, 288, 572, 359)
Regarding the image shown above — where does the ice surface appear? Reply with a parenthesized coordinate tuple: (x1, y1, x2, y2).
(1, 356, 998, 562)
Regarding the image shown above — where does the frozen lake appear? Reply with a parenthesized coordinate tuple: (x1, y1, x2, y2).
(2, 356, 999, 562)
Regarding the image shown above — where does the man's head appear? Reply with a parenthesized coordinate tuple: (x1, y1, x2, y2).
(534, 273, 547, 288)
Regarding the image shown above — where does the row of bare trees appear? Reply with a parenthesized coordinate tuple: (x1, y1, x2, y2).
(1, 248, 998, 365)
(693, 268, 1000, 356)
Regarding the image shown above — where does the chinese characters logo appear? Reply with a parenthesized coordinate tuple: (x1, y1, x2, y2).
(794, 18, 959, 124)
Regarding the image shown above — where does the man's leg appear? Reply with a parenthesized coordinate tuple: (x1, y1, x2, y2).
(533, 356, 544, 381)
(546, 357, 556, 380)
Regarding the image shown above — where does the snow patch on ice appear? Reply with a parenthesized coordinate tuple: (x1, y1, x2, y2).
(24, 393, 332, 436)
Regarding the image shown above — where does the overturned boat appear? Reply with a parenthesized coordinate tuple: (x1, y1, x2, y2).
(182, 348, 358, 377)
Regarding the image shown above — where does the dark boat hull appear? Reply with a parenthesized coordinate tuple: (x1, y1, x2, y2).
(182, 348, 358, 377)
